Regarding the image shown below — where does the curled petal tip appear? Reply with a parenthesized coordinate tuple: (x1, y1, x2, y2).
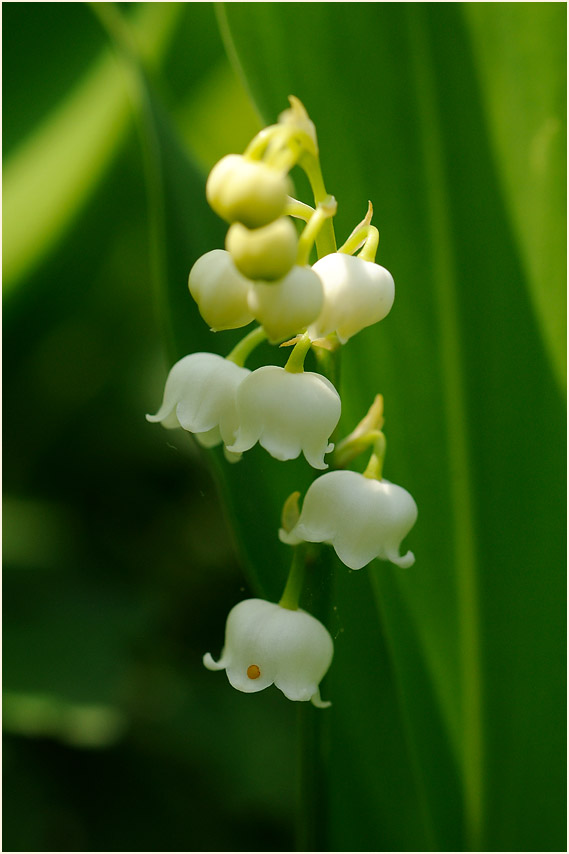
(278, 526, 303, 546)
(203, 652, 225, 671)
(390, 550, 415, 569)
(311, 689, 332, 709)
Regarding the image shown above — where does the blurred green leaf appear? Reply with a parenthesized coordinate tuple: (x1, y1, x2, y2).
(3, 3, 181, 291)
(2, 5, 297, 852)
(174, 60, 261, 172)
(3, 692, 126, 748)
(464, 3, 567, 391)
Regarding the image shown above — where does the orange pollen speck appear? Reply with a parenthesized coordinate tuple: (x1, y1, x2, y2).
(247, 664, 261, 680)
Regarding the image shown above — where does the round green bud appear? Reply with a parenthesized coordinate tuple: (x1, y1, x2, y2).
(226, 218, 298, 282)
(206, 154, 291, 228)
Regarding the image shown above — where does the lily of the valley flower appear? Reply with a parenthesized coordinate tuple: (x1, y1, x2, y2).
(226, 366, 341, 468)
(146, 352, 249, 451)
(203, 598, 333, 707)
(308, 252, 395, 343)
(188, 249, 254, 332)
(280, 469, 417, 569)
(247, 266, 324, 343)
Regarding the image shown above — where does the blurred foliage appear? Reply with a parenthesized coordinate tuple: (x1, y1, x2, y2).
(3, 3, 566, 853)
(3, 4, 288, 852)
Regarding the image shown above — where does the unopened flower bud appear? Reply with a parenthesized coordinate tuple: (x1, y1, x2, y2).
(278, 95, 318, 152)
(206, 154, 292, 228)
(309, 253, 395, 343)
(248, 266, 323, 343)
(188, 250, 255, 331)
(226, 218, 298, 282)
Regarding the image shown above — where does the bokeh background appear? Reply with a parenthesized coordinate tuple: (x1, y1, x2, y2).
(3, 3, 566, 853)
(3, 4, 296, 851)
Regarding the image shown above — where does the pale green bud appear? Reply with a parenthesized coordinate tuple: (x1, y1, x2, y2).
(206, 154, 292, 228)
(188, 249, 254, 331)
(226, 218, 298, 282)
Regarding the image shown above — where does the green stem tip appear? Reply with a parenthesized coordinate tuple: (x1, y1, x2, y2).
(363, 432, 387, 480)
(279, 546, 307, 610)
(226, 325, 267, 367)
(284, 333, 312, 373)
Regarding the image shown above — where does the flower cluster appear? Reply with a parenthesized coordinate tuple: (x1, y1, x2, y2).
(147, 98, 417, 707)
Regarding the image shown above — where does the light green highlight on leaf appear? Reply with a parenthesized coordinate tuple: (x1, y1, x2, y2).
(3, 690, 125, 748)
(463, 3, 566, 391)
(407, 9, 483, 846)
(3, 497, 73, 570)
(175, 60, 262, 172)
(3, 3, 181, 292)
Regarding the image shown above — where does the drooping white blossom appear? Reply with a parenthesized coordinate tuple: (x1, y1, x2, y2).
(280, 469, 417, 569)
(226, 366, 341, 468)
(248, 266, 324, 343)
(146, 352, 249, 451)
(308, 253, 395, 344)
(188, 250, 255, 332)
(204, 598, 333, 707)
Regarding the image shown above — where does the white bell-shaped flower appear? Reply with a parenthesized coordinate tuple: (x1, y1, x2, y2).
(203, 598, 333, 707)
(206, 154, 292, 228)
(146, 352, 249, 451)
(188, 250, 254, 331)
(248, 266, 324, 343)
(280, 469, 417, 569)
(226, 366, 341, 469)
(308, 253, 395, 344)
